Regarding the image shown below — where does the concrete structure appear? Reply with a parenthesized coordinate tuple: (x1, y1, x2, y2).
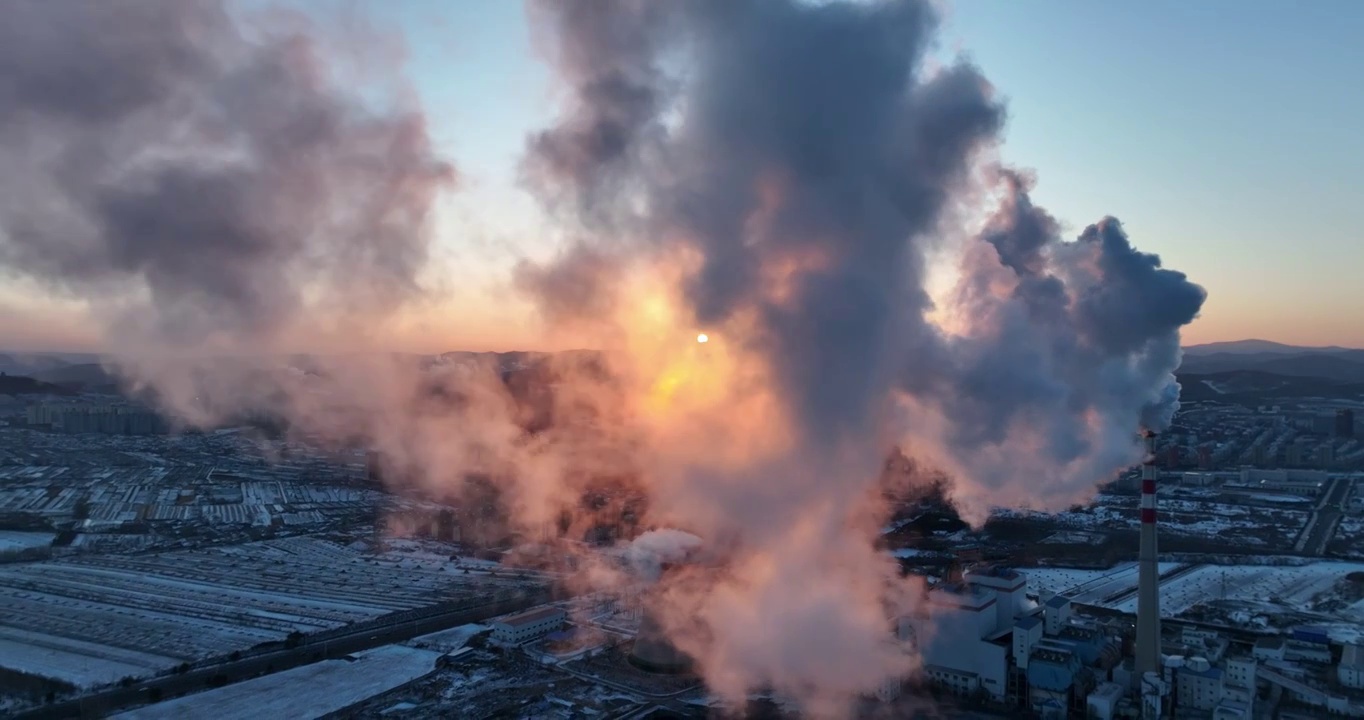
(1339, 644, 1364, 690)
(1029, 640, 1082, 718)
(1043, 594, 1071, 636)
(1013, 614, 1043, 670)
(1213, 700, 1251, 719)
(1139, 672, 1168, 720)
(490, 606, 565, 646)
(1086, 681, 1124, 720)
(964, 566, 1026, 633)
(919, 582, 1009, 699)
(1222, 656, 1257, 699)
(1136, 431, 1162, 678)
(1175, 656, 1223, 711)
(1252, 636, 1286, 662)
(1238, 468, 1327, 494)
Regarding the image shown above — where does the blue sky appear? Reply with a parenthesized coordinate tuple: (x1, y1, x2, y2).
(5, 0, 1362, 351)
(387, 0, 1364, 349)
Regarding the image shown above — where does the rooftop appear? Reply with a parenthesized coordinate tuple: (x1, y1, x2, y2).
(966, 565, 1022, 581)
(1045, 594, 1072, 609)
(928, 584, 996, 611)
(1016, 615, 1042, 630)
(497, 606, 565, 629)
(1179, 665, 1223, 681)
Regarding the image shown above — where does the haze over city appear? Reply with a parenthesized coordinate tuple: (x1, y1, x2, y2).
(1, 2, 1363, 720)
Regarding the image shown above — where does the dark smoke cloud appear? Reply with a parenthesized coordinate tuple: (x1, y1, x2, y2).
(0, 0, 452, 348)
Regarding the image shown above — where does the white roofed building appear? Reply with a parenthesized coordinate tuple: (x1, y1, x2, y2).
(490, 606, 565, 646)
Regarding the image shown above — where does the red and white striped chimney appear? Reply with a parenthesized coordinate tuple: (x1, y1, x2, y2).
(1135, 430, 1162, 676)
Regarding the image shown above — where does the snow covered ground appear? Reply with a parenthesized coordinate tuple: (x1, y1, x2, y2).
(0, 531, 54, 552)
(996, 491, 1309, 547)
(0, 536, 534, 688)
(112, 645, 442, 720)
(1024, 561, 1364, 643)
(1108, 561, 1364, 615)
(0, 627, 174, 688)
(407, 623, 489, 654)
(1021, 562, 1185, 606)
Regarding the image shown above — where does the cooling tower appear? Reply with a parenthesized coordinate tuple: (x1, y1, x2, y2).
(1135, 430, 1162, 676)
(629, 606, 692, 674)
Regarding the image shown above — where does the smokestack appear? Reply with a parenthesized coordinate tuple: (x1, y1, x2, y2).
(1135, 430, 1161, 676)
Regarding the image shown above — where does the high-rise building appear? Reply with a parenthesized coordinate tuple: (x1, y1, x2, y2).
(1337, 409, 1356, 439)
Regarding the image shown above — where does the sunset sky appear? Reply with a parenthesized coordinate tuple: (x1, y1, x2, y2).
(3, 0, 1361, 353)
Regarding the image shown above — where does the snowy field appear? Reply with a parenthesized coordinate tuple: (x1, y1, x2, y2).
(1024, 561, 1364, 643)
(0, 536, 534, 688)
(0, 530, 54, 552)
(997, 491, 1310, 548)
(1109, 562, 1364, 615)
(112, 645, 441, 720)
(408, 623, 489, 654)
(1021, 562, 1185, 606)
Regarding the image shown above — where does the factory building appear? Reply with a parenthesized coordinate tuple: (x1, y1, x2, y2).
(1027, 639, 1085, 718)
(919, 580, 1011, 700)
(490, 606, 565, 646)
(1339, 644, 1364, 690)
(1043, 594, 1072, 635)
(1238, 468, 1327, 494)
(1086, 681, 1124, 720)
(1172, 657, 1222, 711)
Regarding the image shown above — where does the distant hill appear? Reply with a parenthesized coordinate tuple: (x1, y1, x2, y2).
(1178, 347, 1364, 383)
(1183, 339, 1357, 356)
(0, 374, 77, 396)
(31, 363, 119, 391)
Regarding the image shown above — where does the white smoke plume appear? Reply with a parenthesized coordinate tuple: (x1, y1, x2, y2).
(624, 528, 703, 583)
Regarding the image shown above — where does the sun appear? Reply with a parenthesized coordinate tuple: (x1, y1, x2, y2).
(697, 333, 709, 344)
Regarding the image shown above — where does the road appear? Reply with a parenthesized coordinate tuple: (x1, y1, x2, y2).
(1296, 476, 1352, 556)
(18, 592, 549, 720)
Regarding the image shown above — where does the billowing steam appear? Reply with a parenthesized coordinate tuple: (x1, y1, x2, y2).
(623, 528, 702, 582)
(0, 0, 451, 358)
(0, 0, 1205, 716)
(518, 0, 1205, 709)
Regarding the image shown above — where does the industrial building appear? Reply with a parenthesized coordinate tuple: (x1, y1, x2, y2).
(1237, 468, 1327, 494)
(490, 606, 565, 646)
(902, 431, 1364, 718)
(1340, 644, 1364, 690)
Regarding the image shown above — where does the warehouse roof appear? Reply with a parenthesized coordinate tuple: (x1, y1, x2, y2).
(497, 606, 565, 628)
